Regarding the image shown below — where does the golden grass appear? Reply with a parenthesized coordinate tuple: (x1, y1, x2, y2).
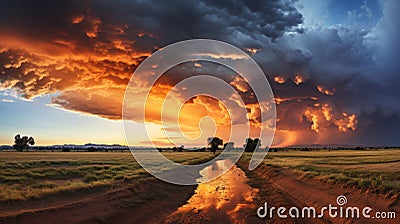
(0, 151, 216, 202)
(2, 150, 398, 202)
(256, 149, 400, 196)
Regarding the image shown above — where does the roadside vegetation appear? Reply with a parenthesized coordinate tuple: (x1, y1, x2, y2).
(248, 149, 400, 197)
(0, 152, 216, 202)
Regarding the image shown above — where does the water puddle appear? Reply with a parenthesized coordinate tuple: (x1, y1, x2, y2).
(167, 159, 259, 224)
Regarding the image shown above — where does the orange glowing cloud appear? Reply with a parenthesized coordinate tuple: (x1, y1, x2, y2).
(335, 113, 357, 132)
(317, 85, 335, 96)
(230, 76, 249, 93)
(0, 13, 151, 121)
(178, 96, 232, 141)
(302, 103, 358, 133)
(245, 48, 261, 55)
(274, 76, 286, 84)
(321, 103, 333, 121)
(194, 63, 202, 68)
(71, 16, 84, 25)
(140, 78, 263, 147)
(0, 0, 375, 148)
(274, 97, 286, 105)
(304, 109, 321, 133)
(293, 75, 304, 85)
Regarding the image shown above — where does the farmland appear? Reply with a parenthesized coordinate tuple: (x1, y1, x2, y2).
(0, 149, 399, 223)
(256, 149, 400, 196)
(0, 152, 216, 202)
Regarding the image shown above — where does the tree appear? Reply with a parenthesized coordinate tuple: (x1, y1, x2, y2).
(207, 137, 223, 154)
(244, 138, 261, 152)
(13, 134, 35, 152)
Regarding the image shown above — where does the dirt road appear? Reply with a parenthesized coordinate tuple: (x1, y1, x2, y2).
(0, 162, 398, 223)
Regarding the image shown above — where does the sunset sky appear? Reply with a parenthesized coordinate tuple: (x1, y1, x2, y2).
(1, 0, 399, 147)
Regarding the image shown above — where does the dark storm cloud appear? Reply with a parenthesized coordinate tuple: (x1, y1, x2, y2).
(92, 0, 303, 42)
(0, 0, 304, 53)
(0, 0, 303, 118)
(1, 0, 399, 145)
(255, 0, 400, 146)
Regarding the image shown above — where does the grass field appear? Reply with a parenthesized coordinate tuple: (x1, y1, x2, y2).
(1, 149, 399, 203)
(0, 149, 399, 223)
(0, 152, 216, 202)
(256, 149, 400, 197)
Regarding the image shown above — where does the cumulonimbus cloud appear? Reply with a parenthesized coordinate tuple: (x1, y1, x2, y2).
(1, 0, 399, 146)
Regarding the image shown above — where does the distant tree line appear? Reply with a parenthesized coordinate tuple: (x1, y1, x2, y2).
(5, 134, 400, 152)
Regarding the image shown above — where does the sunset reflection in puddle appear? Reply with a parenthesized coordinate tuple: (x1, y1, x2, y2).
(167, 159, 259, 224)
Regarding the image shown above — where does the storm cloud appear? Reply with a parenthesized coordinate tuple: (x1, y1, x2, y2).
(0, 0, 399, 146)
